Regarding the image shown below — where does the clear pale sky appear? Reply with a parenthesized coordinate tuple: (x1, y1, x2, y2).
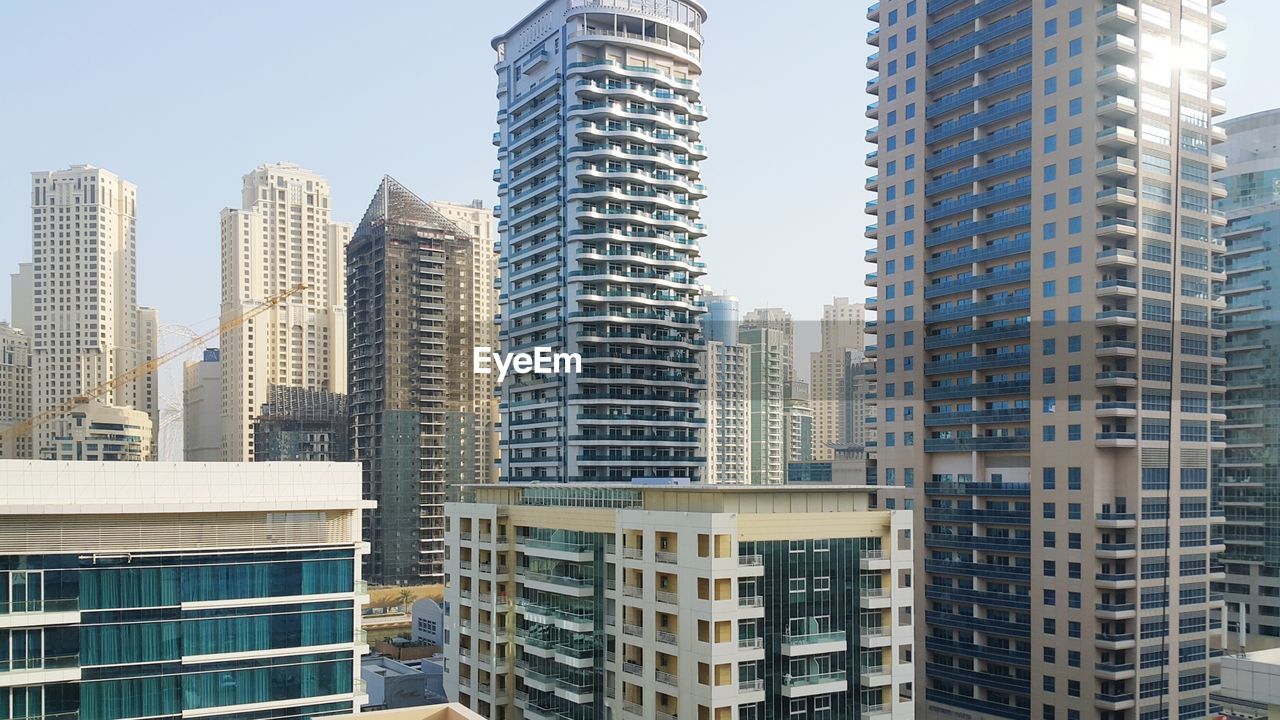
(0, 0, 1277, 344)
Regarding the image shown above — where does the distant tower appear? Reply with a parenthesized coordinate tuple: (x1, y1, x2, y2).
(218, 163, 351, 461)
(29, 166, 157, 457)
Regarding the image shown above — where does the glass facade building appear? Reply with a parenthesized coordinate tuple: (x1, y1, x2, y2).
(1214, 108, 1280, 647)
(0, 461, 369, 720)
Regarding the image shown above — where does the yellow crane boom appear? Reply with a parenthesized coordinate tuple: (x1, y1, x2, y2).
(4, 282, 308, 445)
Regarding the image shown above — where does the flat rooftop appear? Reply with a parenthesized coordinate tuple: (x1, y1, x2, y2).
(0, 460, 370, 514)
(460, 482, 881, 513)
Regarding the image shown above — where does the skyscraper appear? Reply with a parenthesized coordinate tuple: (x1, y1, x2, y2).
(29, 166, 157, 457)
(492, 0, 709, 484)
(866, 0, 1228, 717)
(219, 162, 351, 462)
(1214, 108, 1280, 648)
(701, 291, 749, 483)
(182, 348, 221, 461)
(810, 298, 867, 460)
(741, 307, 796, 388)
(434, 200, 501, 484)
(346, 176, 488, 585)
(739, 326, 785, 485)
(9, 262, 32, 335)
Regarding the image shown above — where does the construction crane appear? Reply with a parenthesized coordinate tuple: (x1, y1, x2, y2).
(3, 282, 308, 447)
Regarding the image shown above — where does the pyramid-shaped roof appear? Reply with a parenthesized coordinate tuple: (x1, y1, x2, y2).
(355, 175, 472, 239)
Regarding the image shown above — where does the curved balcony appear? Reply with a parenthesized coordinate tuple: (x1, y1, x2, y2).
(573, 80, 705, 120)
(1095, 340, 1138, 358)
(566, 59, 701, 100)
(1098, 3, 1138, 29)
(574, 164, 704, 195)
(1096, 186, 1137, 209)
(1096, 94, 1137, 119)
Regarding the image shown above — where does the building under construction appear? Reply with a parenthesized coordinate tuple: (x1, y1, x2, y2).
(346, 176, 496, 586)
(252, 385, 349, 462)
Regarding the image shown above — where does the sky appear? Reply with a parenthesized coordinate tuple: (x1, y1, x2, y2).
(0, 0, 1278, 426)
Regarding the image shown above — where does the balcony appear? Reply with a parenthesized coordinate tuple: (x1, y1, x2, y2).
(1095, 542, 1137, 559)
(1096, 247, 1137, 268)
(781, 630, 848, 655)
(1096, 186, 1137, 209)
(1095, 692, 1137, 712)
(781, 671, 848, 698)
(927, 125, 1031, 171)
(1095, 309, 1137, 327)
(1097, 125, 1138, 148)
(1095, 401, 1137, 418)
(1096, 218, 1138, 239)
(1095, 278, 1138, 298)
(1097, 33, 1137, 57)
(1096, 156, 1137, 178)
(1098, 3, 1138, 30)
(1095, 632, 1137, 650)
(1096, 432, 1138, 448)
(924, 181, 1031, 222)
(930, 431, 1033, 453)
(1094, 602, 1137, 620)
(924, 209, 1031, 249)
(923, 407, 1031, 426)
(924, 351, 1031, 377)
(1095, 340, 1137, 357)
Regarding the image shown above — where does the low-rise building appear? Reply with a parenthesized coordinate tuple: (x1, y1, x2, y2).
(0, 459, 372, 717)
(45, 401, 153, 461)
(445, 482, 916, 719)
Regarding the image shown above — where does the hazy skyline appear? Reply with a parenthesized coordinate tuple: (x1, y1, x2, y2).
(0, 0, 1276, 329)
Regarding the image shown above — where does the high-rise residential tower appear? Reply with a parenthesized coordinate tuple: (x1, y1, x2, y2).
(182, 348, 221, 461)
(346, 176, 489, 585)
(492, 0, 709, 484)
(742, 307, 796, 388)
(740, 326, 785, 485)
(29, 166, 158, 457)
(1214, 108, 1280, 649)
(701, 291, 749, 483)
(434, 200, 501, 484)
(810, 298, 867, 460)
(219, 162, 351, 461)
(9, 262, 32, 335)
(866, 0, 1228, 717)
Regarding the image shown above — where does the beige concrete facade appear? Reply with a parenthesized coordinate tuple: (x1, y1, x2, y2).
(0, 323, 31, 459)
(866, 0, 1228, 717)
(29, 166, 158, 458)
(219, 163, 351, 461)
(810, 298, 867, 461)
(444, 483, 915, 719)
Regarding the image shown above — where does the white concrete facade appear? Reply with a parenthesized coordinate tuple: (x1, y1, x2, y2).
(219, 163, 351, 461)
(493, 0, 709, 482)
